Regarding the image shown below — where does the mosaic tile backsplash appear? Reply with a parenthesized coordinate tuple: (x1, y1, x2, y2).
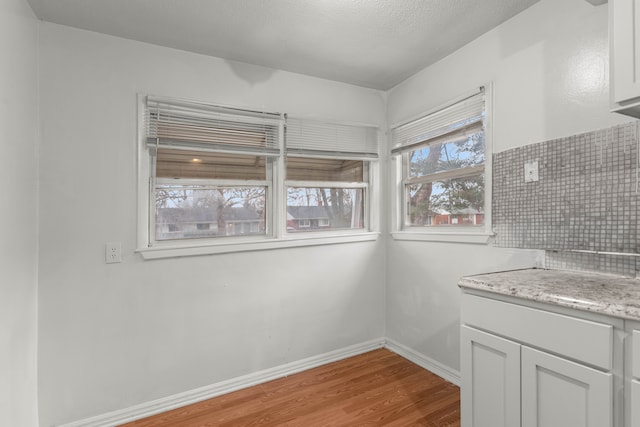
(493, 122, 639, 277)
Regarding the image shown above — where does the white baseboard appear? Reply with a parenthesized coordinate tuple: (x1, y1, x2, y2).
(58, 338, 386, 427)
(384, 338, 460, 386)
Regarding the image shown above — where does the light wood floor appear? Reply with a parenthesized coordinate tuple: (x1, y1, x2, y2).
(120, 348, 460, 427)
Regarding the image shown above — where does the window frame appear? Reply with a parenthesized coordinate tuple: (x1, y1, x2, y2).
(284, 181, 371, 234)
(390, 85, 494, 244)
(284, 156, 372, 236)
(136, 95, 380, 259)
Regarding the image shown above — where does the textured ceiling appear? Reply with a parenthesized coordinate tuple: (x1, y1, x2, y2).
(27, 0, 543, 90)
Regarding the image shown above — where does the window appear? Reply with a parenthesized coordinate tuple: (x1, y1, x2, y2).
(391, 87, 491, 241)
(285, 118, 378, 234)
(298, 218, 311, 228)
(138, 96, 380, 258)
(141, 96, 282, 246)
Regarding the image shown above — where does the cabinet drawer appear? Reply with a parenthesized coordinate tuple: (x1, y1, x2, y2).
(634, 330, 640, 379)
(462, 294, 613, 370)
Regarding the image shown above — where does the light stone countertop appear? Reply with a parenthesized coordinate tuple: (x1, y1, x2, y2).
(458, 268, 640, 321)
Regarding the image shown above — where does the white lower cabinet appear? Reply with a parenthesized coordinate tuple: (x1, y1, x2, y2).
(461, 292, 619, 427)
(461, 324, 613, 427)
(521, 346, 612, 427)
(631, 380, 640, 427)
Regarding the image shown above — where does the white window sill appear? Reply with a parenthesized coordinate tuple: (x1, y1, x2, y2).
(137, 232, 380, 260)
(391, 230, 494, 244)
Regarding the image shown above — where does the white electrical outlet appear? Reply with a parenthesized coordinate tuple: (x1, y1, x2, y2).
(105, 242, 122, 264)
(524, 160, 539, 182)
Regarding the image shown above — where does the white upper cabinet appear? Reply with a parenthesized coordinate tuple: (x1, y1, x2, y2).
(610, 0, 640, 116)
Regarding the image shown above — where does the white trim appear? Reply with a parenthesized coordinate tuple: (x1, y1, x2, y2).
(138, 231, 380, 259)
(385, 338, 461, 386)
(483, 81, 494, 235)
(136, 94, 150, 251)
(58, 338, 386, 427)
(391, 231, 493, 244)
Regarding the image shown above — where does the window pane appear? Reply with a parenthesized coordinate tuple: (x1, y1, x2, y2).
(409, 131, 484, 178)
(287, 157, 364, 182)
(155, 185, 266, 240)
(287, 187, 364, 231)
(405, 174, 484, 227)
(156, 148, 266, 180)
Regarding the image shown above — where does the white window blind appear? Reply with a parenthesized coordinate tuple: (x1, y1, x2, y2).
(286, 117, 379, 159)
(146, 97, 283, 156)
(391, 87, 485, 155)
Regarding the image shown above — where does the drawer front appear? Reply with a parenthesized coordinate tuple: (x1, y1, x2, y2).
(634, 330, 640, 379)
(462, 293, 613, 370)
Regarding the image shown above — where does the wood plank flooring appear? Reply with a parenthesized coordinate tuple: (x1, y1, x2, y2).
(120, 348, 460, 427)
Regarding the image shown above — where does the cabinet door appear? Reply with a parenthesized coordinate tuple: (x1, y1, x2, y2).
(522, 346, 613, 427)
(632, 328, 640, 427)
(632, 380, 640, 427)
(612, 0, 640, 105)
(460, 325, 521, 427)
(633, 330, 640, 378)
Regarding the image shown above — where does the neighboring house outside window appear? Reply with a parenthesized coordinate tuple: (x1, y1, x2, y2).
(156, 206, 262, 239)
(286, 206, 331, 230)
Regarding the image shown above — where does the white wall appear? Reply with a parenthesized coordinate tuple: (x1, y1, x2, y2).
(37, 24, 387, 426)
(0, 0, 39, 426)
(388, 0, 629, 153)
(385, 0, 629, 374)
(35, 0, 636, 424)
